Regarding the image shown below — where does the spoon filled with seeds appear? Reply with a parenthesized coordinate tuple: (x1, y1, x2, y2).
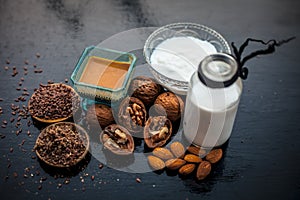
(34, 122, 89, 168)
(28, 83, 80, 123)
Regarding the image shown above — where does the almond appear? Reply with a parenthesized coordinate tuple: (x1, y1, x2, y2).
(170, 141, 185, 158)
(205, 149, 222, 164)
(196, 161, 211, 180)
(184, 154, 202, 163)
(165, 158, 186, 170)
(147, 155, 165, 170)
(187, 146, 206, 157)
(178, 164, 196, 175)
(153, 147, 174, 160)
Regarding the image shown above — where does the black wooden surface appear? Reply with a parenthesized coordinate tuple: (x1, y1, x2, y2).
(0, 0, 299, 199)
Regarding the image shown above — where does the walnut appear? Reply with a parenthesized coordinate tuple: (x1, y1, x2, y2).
(129, 76, 163, 106)
(118, 97, 147, 134)
(154, 92, 184, 122)
(100, 124, 134, 155)
(144, 116, 172, 148)
(86, 104, 115, 129)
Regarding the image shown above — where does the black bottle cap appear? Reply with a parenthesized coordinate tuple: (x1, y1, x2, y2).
(198, 53, 239, 88)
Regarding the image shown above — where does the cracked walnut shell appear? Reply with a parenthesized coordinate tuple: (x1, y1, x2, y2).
(118, 97, 147, 134)
(100, 124, 134, 155)
(144, 116, 172, 148)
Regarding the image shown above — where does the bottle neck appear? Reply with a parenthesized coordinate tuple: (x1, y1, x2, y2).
(198, 53, 238, 88)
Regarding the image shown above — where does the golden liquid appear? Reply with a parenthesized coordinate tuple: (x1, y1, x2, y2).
(79, 56, 130, 89)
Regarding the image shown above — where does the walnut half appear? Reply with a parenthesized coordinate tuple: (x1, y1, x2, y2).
(144, 116, 172, 148)
(118, 97, 147, 134)
(100, 124, 134, 155)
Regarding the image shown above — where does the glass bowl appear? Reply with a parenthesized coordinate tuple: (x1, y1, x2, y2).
(143, 22, 231, 95)
(71, 46, 136, 103)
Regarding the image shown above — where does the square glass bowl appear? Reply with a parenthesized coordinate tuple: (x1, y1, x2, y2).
(71, 46, 136, 103)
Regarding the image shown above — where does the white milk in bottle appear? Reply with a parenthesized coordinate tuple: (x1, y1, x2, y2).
(183, 53, 242, 148)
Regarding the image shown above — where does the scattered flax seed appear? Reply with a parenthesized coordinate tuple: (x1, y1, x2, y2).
(91, 176, 95, 181)
(11, 104, 18, 110)
(12, 68, 18, 77)
(4, 66, 9, 70)
(1, 124, 6, 128)
(6, 59, 10, 64)
(136, 178, 141, 183)
(23, 66, 28, 71)
(27, 121, 32, 127)
(34, 68, 43, 73)
(40, 176, 47, 182)
(64, 178, 70, 184)
(18, 96, 26, 102)
(38, 185, 42, 190)
(36, 53, 41, 58)
(24, 167, 30, 172)
(16, 87, 21, 91)
(33, 64, 37, 68)
(98, 163, 104, 169)
(0, 98, 3, 101)
(0, 134, 6, 139)
(22, 92, 30, 96)
(13, 172, 18, 178)
(15, 122, 21, 128)
(19, 139, 26, 146)
(9, 147, 13, 153)
(47, 80, 54, 84)
(3, 120, 7, 125)
(10, 117, 15, 123)
(64, 78, 68, 83)
(7, 163, 11, 168)
(24, 60, 29, 65)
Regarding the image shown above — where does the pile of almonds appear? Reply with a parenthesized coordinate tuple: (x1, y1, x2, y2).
(147, 141, 223, 180)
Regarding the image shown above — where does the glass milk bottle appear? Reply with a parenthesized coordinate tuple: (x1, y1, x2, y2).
(183, 53, 242, 148)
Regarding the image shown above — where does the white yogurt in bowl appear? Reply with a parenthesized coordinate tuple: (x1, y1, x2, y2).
(150, 36, 217, 83)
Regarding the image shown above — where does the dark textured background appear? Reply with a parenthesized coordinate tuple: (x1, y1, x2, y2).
(0, 0, 299, 199)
